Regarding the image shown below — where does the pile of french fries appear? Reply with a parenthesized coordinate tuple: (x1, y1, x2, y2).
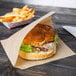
(0, 5, 35, 22)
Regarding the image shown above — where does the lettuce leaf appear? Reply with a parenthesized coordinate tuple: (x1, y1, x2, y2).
(54, 35, 58, 43)
(20, 44, 32, 53)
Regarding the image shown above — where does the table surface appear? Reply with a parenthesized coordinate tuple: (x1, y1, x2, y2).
(0, 1, 76, 76)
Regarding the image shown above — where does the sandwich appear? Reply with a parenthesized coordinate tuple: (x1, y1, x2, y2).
(19, 24, 58, 60)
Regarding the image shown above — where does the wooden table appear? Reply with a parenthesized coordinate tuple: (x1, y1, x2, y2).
(0, 1, 76, 76)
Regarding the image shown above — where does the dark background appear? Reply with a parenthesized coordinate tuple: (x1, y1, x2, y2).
(0, 0, 76, 8)
(0, 0, 76, 76)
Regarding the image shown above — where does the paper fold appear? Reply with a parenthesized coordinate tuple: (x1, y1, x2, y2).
(1, 11, 75, 69)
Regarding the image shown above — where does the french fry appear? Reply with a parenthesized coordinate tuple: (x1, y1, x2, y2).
(0, 17, 5, 19)
(0, 16, 14, 22)
(28, 8, 33, 12)
(1, 4, 35, 22)
(4, 12, 25, 17)
(13, 8, 22, 14)
(21, 16, 27, 20)
(26, 9, 35, 19)
(12, 16, 20, 22)
(16, 18, 23, 22)
(4, 12, 14, 16)
(21, 8, 33, 15)
(22, 5, 28, 10)
(4, 12, 19, 17)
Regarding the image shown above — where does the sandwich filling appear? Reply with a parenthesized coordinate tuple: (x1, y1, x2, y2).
(20, 35, 58, 53)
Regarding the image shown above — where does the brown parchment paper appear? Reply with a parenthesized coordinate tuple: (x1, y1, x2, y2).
(1, 12, 75, 69)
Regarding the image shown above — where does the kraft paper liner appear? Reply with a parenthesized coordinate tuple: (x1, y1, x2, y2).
(1, 11, 75, 69)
